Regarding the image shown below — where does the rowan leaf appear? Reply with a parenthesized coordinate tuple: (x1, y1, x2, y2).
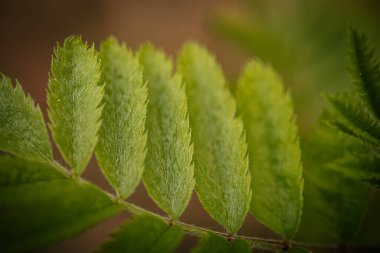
(0, 74, 52, 162)
(95, 37, 147, 198)
(47, 36, 103, 175)
(192, 233, 250, 253)
(0, 155, 123, 252)
(97, 214, 183, 253)
(236, 61, 303, 239)
(138, 44, 194, 219)
(347, 26, 380, 118)
(178, 43, 251, 234)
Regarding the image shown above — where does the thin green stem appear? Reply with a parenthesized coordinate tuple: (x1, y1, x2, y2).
(50, 160, 379, 253)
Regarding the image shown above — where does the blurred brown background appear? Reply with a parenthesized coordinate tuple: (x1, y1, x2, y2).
(0, 1, 262, 252)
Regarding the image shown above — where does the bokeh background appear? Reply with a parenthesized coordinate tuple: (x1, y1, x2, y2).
(0, 0, 379, 252)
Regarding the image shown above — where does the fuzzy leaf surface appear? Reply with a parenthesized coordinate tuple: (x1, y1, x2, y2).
(47, 36, 103, 174)
(178, 43, 251, 233)
(0, 156, 123, 252)
(236, 61, 303, 239)
(0, 75, 52, 162)
(139, 44, 194, 219)
(96, 38, 147, 198)
(98, 214, 183, 253)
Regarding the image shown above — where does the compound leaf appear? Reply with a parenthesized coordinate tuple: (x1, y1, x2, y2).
(47, 36, 103, 175)
(0, 155, 123, 252)
(96, 37, 147, 199)
(236, 61, 303, 239)
(192, 233, 250, 253)
(138, 44, 194, 219)
(0, 74, 52, 162)
(98, 214, 183, 253)
(178, 43, 251, 234)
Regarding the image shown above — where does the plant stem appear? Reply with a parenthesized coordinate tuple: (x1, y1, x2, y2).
(51, 160, 379, 253)
(115, 197, 379, 253)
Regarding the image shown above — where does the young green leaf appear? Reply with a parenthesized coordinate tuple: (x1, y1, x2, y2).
(0, 74, 52, 162)
(47, 36, 103, 175)
(95, 38, 147, 199)
(138, 44, 194, 219)
(347, 26, 380, 118)
(97, 214, 183, 253)
(178, 43, 251, 234)
(0, 155, 123, 252)
(192, 233, 250, 253)
(236, 61, 303, 239)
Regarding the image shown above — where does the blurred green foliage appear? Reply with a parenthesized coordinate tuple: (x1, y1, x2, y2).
(211, 0, 380, 132)
(212, 1, 380, 246)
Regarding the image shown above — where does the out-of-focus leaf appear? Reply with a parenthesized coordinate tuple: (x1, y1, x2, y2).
(0, 156, 123, 252)
(347, 27, 380, 118)
(97, 214, 183, 253)
(236, 61, 303, 239)
(211, 1, 380, 133)
(297, 126, 369, 243)
(331, 154, 380, 189)
(325, 92, 380, 150)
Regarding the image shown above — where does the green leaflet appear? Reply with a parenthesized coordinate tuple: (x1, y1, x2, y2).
(297, 125, 368, 243)
(192, 233, 251, 253)
(47, 36, 103, 175)
(331, 153, 380, 189)
(236, 61, 303, 239)
(0, 74, 52, 162)
(325, 92, 380, 150)
(0, 155, 123, 252)
(139, 44, 194, 219)
(96, 38, 147, 199)
(97, 214, 183, 253)
(347, 27, 380, 118)
(178, 43, 251, 234)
